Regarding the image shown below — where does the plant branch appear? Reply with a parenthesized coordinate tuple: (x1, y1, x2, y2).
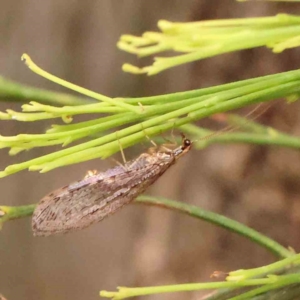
(181, 120, 300, 150)
(0, 76, 92, 106)
(0, 204, 35, 227)
(1, 196, 290, 258)
(136, 196, 292, 258)
(118, 14, 300, 75)
(1, 62, 300, 176)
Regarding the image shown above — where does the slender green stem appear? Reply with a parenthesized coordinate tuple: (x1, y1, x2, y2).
(1, 64, 300, 175)
(180, 122, 300, 150)
(120, 15, 300, 75)
(100, 274, 300, 299)
(0, 195, 290, 258)
(136, 196, 292, 258)
(0, 76, 92, 106)
(0, 204, 35, 225)
(158, 15, 300, 31)
(229, 275, 300, 300)
(1, 199, 297, 299)
(2, 75, 296, 145)
(125, 68, 300, 104)
(2, 66, 299, 112)
(228, 254, 300, 281)
(21, 54, 140, 113)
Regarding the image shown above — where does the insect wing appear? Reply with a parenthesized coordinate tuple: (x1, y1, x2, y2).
(32, 155, 174, 236)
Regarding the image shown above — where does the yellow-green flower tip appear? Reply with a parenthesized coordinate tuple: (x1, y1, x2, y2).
(122, 64, 146, 74)
(99, 290, 116, 298)
(62, 115, 73, 123)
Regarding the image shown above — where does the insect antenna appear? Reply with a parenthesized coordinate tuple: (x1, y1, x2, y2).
(192, 103, 272, 144)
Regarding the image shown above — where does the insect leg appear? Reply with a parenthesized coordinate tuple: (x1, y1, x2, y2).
(140, 123, 157, 147)
(116, 131, 127, 165)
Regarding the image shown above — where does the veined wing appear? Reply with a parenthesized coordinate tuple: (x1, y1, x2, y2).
(32, 154, 174, 236)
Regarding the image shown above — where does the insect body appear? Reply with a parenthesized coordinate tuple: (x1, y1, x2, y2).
(32, 138, 192, 236)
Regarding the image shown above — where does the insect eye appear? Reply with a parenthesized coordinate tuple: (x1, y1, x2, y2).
(184, 139, 191, 147)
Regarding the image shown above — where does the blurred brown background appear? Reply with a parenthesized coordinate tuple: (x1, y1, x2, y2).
(1, 1, 300, 300)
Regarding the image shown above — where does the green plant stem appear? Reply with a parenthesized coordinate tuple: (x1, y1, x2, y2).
(100, 274, 300, 300)
(0, 195, 291, 258)
(5, 78, 300, 175)
(0, 204, 35, 225)
(21, 54, 140, 113)
(150, 27, 300, 75)
(181, 123, 300, 150)
(229, 275, 300, 300)
(0, 76, 92, 106)
(0, 67, 295, 111)
(208, 132, 300, 149)
(136, 196, 292, 258)
(1, 199, 296, 299)
(158, 15, 300, 31)
(1, 67, 300, 176)
(228, 255, 300, 281)
(123, 69, 300, 105)
(120, 14, 300, 75)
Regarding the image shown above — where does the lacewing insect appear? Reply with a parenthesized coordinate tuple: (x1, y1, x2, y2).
(32, 137, 192, 236)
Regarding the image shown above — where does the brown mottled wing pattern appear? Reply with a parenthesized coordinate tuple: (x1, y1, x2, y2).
(32, 152, 175, 236)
